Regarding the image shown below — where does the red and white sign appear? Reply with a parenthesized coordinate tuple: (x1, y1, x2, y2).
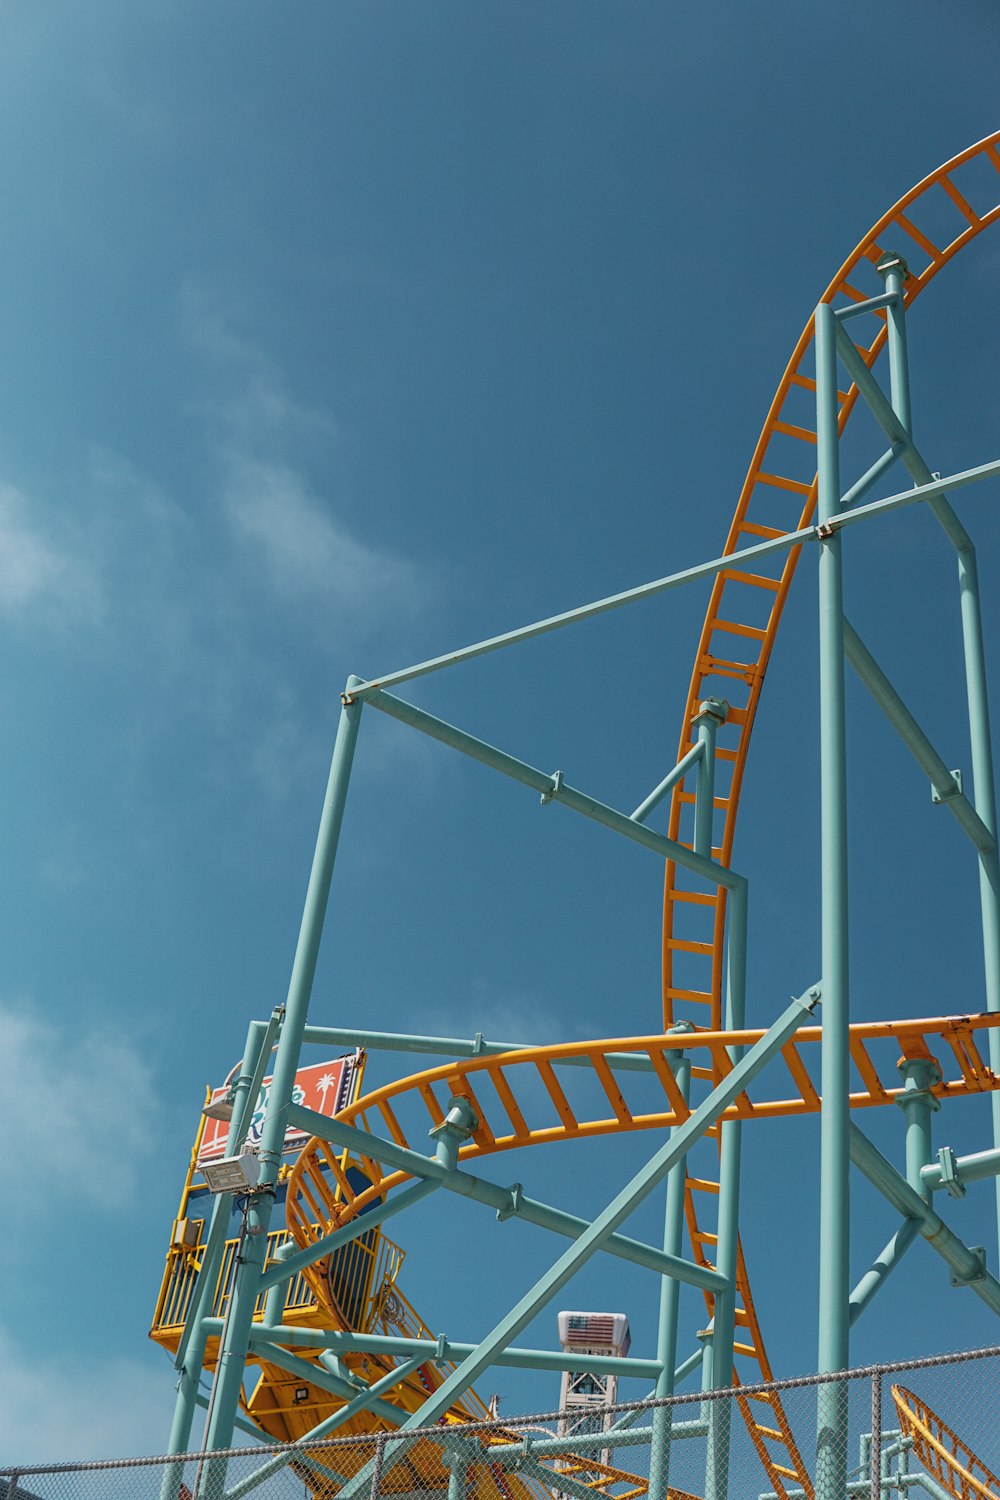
(198, 1055, 358, 1165)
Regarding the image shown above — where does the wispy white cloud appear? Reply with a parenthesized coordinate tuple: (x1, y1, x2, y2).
(0, 999, 161, 1222)
(223, 452, 423, 612)
(0, 481, 97, 621)
(181, 277, 430, 623)
(0, 1327, 173, 1462)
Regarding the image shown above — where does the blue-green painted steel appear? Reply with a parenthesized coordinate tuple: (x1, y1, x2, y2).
(285, 1101, 728, 1292)
(258, 1178, 440, 1294)
(302, 1021, 664, 1075)
(222, 1359, 423, 1500)
(649, 1036, 693, 1500)
(838, 444, 906, 512)
(207, 1318, 665, 1377)
(706, 873, 748, 1500)
(162, 1012, 281, 1500)
(921, 1144, 1000, 1193)
(334, 990, 817, 1500)
(198, 682, 365, 1484)
(631, 740, 705, 824)
(815, 297, 851, 1500)
(848, 1219, 922, 1326)
(897, 1058, 941, 1203)
(849, 1124, 1000, 1312)
(344, 452, 1000, 705)
(843, 621, 995, 852)
(363, 685, 742, 893)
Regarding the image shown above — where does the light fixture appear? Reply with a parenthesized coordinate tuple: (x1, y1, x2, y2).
(200, 1149, 261, 1195)
(202, 1096, 234, 1123)
(294, 1386, 310, 1404)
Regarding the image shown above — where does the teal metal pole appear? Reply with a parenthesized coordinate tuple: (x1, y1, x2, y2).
(897, 1058, 941, 1202)
(222, 1358, 423, 1500)
(921, 1144, 1000, 1193)
(284, 1102, 727, 1292)
(955, 540, 1000, 1261)
(258, 1178, 440, 1293)
(160, 1015, 276, 1500)
(706, 874, 747, 1500)
(843, 621, 995, 852)
(815, 298, 851, 1500)
(199, 682, 365, 1486)
(335, 988, 818, 1500)
(849, 1124, 1000, 1310)
(363, 685, 742, 892)
(648, 1033, 693, 1500)
(848, 1219, 922, 1326)
(631, 742, 705, 825)
(213, 1318, 664, 1377)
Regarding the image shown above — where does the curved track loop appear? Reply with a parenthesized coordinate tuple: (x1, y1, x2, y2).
(287, 1011, 1000, 1226)
(658, 130, 1000, 1497)
(893, 1385, 1000, 1500)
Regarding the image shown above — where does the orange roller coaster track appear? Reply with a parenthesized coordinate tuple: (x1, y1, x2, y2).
(893, 1385, 1000, 1500)
(156, 131, 1000, 1500)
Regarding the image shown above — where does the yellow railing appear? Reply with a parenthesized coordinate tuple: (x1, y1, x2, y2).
(153, 1224, 403, 1337)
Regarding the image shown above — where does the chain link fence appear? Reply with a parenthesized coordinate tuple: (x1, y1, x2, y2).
(3, 1346, 998, 1500)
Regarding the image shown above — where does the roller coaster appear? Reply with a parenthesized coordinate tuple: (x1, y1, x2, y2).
(152, 132, 1000, 1500)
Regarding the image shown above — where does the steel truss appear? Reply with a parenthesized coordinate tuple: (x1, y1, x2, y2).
(159, 133, 1000, 1500)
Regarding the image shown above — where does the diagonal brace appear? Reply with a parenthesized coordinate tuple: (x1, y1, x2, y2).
(844, 618, 996, 853)
(849, 1124, 1000, 1313)
(358, 685, 744, 892)
(335, 986, 819, 1500)
(285, 1103, 728, 1294)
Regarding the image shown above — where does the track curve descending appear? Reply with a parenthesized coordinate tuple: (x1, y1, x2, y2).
(657, 130, 1000, 1497)
(893, 1385, 1000, 1500)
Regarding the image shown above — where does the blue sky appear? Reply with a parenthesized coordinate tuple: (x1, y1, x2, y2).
(4, 0, 1000, 1466)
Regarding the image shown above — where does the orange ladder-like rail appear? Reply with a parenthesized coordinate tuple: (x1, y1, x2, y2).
(661, 130, 1000, 1499)
(893, 1385, 1000, 1500)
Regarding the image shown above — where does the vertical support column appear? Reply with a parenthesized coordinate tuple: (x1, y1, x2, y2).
(199, 680, 365, 1488)
(956, 540, 1000, 1261)
(814, 299, 851, 1500)
(705, 874, 746, 1500)
(896, 1058, 940, 1201)
(880, 249, 1000, 1258)
(160, 1015, 275, 1500)
(648, 1034, 693, 1500)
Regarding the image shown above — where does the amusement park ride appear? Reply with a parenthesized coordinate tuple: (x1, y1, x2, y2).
(151, 132, 1000, 1500)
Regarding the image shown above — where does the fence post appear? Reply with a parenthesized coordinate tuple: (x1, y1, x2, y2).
(870, 1368, 882, 1500)
(6, 1474, 19, 1500)
(369, 1433, 386, 1500)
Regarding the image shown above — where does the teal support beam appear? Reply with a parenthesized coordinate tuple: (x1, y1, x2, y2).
(221, 1358, 423, 1500)
(161, 1011, 281, 1500)
(921, 1144, 1000, 1194)
(706, 865, 747, 1500)
(815, 297, 851, 1500)
(254, 1341, 408, 1427)
(198, 683, 365, 1489)
(301, 1022, 663, 1076)
(220, 1320, 664, 1378)
(284, 1102, 728, 1293)
(842, 259, 1000, 1261)
(631, 742, 705, 825)
(897, 1058, 941, 1202)
(343, 454, 1000, 706)
(258, 1179, 440, 1293)
(335, 988, 818, 1500)
(849, 1123, 1000, 1313)
(848, 1219, 922, 1326)
(361, 685, 743, 893)
(649, 1031, 693, 1500)
(843, 621, 996, 853)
